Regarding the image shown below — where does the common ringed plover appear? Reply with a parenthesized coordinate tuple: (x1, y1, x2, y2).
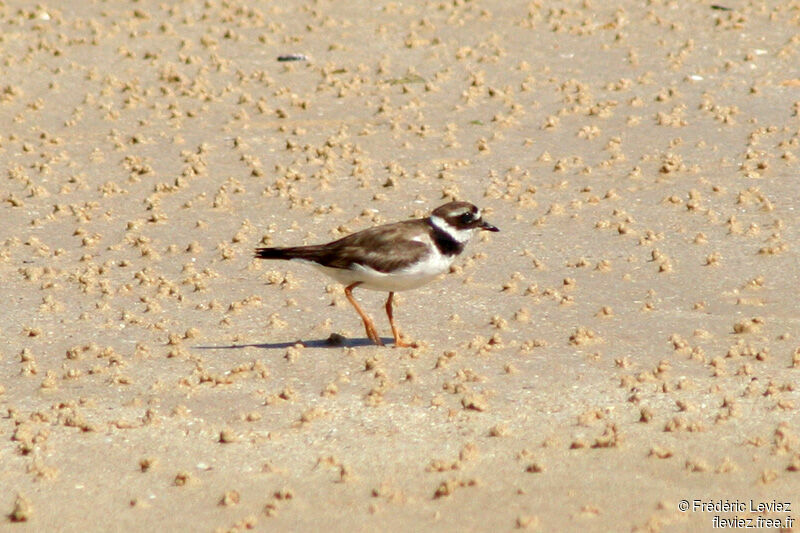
(254, 201, 499, 346)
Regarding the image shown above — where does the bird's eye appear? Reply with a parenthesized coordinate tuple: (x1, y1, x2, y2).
(459, 212, 475, 224)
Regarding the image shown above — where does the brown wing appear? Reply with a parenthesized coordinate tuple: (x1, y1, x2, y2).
(283, 219, 431, 273)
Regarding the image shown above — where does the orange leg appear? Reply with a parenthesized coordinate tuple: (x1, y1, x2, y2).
(344, 283, 383, 345)
(385, 292, 417, 348)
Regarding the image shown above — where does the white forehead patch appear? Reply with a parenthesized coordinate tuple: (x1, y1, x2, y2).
(454, 207, 478, 219)
(446, 206, 480, 224)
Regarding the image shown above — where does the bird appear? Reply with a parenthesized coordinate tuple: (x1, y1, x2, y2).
(254, 201, 499, 347)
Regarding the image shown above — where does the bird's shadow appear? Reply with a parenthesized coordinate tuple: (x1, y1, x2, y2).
(195, 334, 390, 350)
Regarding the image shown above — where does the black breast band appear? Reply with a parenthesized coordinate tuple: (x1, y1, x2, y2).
(428, 221, 465, 256)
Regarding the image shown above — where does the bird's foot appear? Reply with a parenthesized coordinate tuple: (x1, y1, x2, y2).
(366, 326, 384, 346)
(393, 337, 417, 348)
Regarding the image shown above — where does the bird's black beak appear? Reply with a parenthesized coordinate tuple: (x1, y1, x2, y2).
(480, 220, 499, 232)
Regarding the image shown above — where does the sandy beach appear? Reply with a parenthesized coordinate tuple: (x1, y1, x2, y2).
(1, 1, 799, 531)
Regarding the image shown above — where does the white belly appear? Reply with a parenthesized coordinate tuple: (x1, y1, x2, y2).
(293, 251, 454, 292)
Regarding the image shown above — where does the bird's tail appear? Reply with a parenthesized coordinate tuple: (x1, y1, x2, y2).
(254, 246, 318, 261)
